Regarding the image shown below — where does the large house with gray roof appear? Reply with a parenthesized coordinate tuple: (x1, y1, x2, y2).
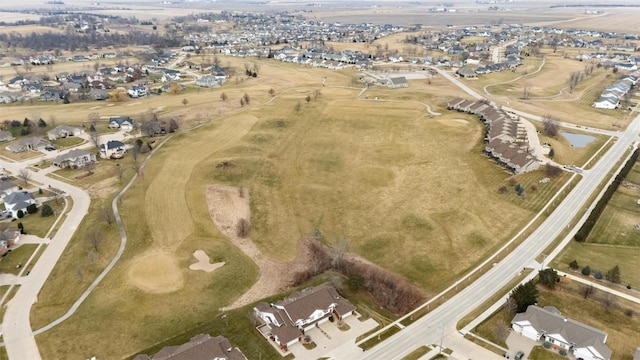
(254, 283, 356, 350)
(512, 305, 612, 360)
(53, 149, 96, 169)
(47, 125, 85, 141)
(3, 191, 37, 218)
(5, 137, 51, 153)
(133, 334, 246, 360)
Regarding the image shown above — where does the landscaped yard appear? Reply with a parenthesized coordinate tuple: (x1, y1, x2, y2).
(0, 244, 39, 275)
(528, 346, 566, 360)
(14, 200, 66, 237)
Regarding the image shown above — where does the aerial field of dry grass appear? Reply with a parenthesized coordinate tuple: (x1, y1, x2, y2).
(463, 49, 634, 129)
(27, 55, 572, 358)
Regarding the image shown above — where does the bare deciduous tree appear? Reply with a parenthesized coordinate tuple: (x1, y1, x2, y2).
(116, 163, 124, 183)
(220, 92, 228, 101)
(522, 83, 532, 100)
(18, 168, 30, 185)
(542, 115, 560, 137)
(601, 293, 617, 311)
(237, 218, 250, 238)
(100, 206, 115, 225)
(330, 237, 350, 271)
(294, 101, 302, 113)
(89, 130, 101, 150)
(581, 284, 595, 299)
(85, 230, 103, 252)
(493, 320, 510, 342)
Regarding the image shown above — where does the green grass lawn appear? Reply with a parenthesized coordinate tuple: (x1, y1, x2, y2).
(51, 136, 85, 149)
(0, 244, 39, 275)
(402, 346, 430, 360)
(15, 200, 66, 237)
(528, 346, 566, 360)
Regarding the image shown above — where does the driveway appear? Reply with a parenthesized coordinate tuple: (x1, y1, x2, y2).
(288, 315, 378, 360)
(505, 332, 537, 359)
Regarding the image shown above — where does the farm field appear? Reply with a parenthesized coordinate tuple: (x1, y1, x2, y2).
(473, 279, 640, 360)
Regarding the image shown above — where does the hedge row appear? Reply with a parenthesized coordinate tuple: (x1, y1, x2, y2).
(574, 148, 639, 242)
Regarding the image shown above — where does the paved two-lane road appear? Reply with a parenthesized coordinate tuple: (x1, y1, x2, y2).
(325, 71, 640, 360)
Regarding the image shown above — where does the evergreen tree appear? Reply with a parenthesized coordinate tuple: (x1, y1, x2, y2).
(509, 280, 539, 313)
(605, 265, 621, 284)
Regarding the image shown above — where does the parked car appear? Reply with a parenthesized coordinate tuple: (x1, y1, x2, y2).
(515, 351, 525, 360)
(45, 146, 56, 151)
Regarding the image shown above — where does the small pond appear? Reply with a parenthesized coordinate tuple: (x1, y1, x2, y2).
(561, 132, 596, 148)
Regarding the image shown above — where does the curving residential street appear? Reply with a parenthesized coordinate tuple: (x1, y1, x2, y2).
(0, 160, 91, 360)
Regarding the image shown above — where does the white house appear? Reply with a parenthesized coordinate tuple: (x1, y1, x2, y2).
(99, 140, 126, 159)
(3, 191, 37, 218)
(386, 76, 409, 88)
(593, 96, 619, 109)
(127, 86, 147, 98)
(53, 149, 96, 169)
(108, 117, 134, 131)
(47, 125, 85, 141)
(512, 305, 612, 360)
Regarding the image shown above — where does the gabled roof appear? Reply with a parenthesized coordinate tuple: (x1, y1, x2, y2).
(48, 125, 82, 136)
(513, 305, 611, 359)
(53, 149, 94, 163)
(276, 283, 356, 323)
(101, 140, 125, 150)
(148, 334, 246, 360)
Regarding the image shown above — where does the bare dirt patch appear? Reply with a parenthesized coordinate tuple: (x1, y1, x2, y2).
(127, 250, 184, 293)
(189, 249, 225, 272)
(206, 185, 313, 309)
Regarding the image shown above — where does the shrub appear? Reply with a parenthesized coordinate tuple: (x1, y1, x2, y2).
(559, 349, 567, 356)
(16, 210, 24, 219)
(530, 184, 538, 191)
(498, 185, 508, 194)
(569, 260, 579, 270)
(581, 265, 591, 276)
(17, 222, 24, 234)
(38, 188, 43, 195)
(594, 271, 603, 279)
(508, 177, 517, 186)
(41, 204, 54, 217)
(627, 284, 632, 290)
(625, 308, 634, 317)
(543, 341, 551, 349)
(27, 204, 38, 214)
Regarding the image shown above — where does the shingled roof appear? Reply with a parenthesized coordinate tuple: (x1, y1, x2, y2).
(513, 305, 611, 360)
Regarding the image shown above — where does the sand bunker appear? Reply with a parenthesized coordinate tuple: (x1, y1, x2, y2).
(189, 250, 225, 272)
(128, 250, 184, 293)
